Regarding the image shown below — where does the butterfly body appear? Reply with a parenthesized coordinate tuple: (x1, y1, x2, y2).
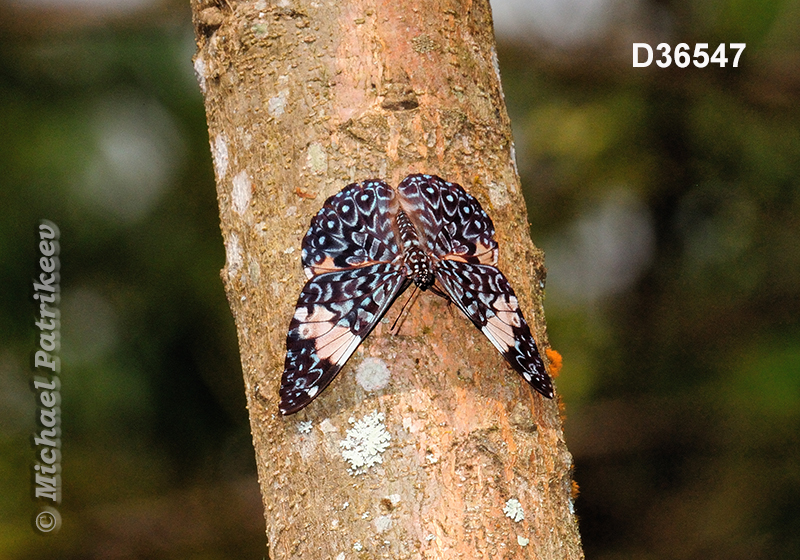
(395, 209, 435, 289)
(280, 174, 553, 415)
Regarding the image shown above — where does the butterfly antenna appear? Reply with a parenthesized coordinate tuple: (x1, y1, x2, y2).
(391, 284, 419, 334)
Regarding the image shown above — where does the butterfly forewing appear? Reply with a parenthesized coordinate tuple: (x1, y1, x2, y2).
(301, 180, 399, 278)
(397, 174, 498, 265)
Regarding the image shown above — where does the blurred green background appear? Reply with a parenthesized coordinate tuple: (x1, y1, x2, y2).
(1, 0, 798, 558)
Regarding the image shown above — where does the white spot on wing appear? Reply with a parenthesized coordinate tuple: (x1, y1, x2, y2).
(483, 316, 516, 349)
(299, 318, 339, 341)
(293, 307, 309, 322)
(328, 334, 363, 367)
(494, 295, 519, 313)
(497, 310, 522, 328)
(307, 306, 336, 323)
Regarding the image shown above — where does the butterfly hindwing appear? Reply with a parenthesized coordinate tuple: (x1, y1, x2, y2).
(280, 263, 410, 414)
(435, 259, 553, 398)
(399, 175, 551, 397)
(283, 180, 406, 413)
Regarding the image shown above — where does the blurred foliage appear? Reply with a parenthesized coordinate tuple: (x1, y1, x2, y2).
(0, 17, 263, 560)
(1, 1, 798, 559)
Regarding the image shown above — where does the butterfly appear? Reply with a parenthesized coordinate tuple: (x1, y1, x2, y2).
(280, 174, 553, 414)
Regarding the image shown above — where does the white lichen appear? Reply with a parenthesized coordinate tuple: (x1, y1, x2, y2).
(298, 420, 312, 434)
(491, 45, 502, 88)
(225, 233, 243, 276)
(248, 258, 261, 285)
(504, 498, 525, 523)
(339, 411, 391, 475)
(352, 541, 363, 552)
(231, 171, 252, 215)
(374, 515, 392, 533)
(510, 142, 520, 177)
(268, 89, 289, 117)
(306, 142, 328, 174)
(193, 55, 207, 93)
(517, 535, 530, 546)
(319, 418, 338, 433)
(212, 134, 228, 180)
(355, 357, 391, 392)
(488, 180, 510, 208)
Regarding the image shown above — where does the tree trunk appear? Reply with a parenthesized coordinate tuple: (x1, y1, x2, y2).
(191, 0, 583, 558)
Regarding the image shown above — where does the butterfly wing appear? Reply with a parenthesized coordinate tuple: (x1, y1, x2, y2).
(281, 180, 406, 415)
(301, 179, 400, 277)
(280, 264, 410, 414)
(398, 174, 553, 398)
(435, 260, 553, 398)
(396, 174, 498, 266)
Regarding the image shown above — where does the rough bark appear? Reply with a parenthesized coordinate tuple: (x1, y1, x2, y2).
(191, 0, 583, 558)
